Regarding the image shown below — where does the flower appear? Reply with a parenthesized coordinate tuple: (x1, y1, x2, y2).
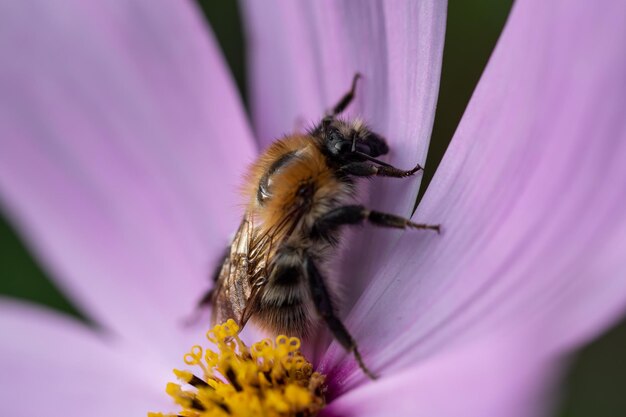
(150, 320, 327, 417)
(1, 0, 625, 416)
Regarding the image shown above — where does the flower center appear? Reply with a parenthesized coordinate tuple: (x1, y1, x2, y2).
(148, 319, 326, 417)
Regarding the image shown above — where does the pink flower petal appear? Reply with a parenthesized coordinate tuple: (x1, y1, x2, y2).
(323, 0, 626, 389)
(0, 299, 171, 417)
(326, 329, 561, 417)
(0, 0, 255, 354)
(242, 0, 447, 313)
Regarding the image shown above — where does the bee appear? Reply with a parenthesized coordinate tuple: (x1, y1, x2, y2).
(199, 74, 439, 378)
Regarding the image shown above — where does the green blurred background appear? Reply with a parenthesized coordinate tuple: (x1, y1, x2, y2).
(1, 1, 624, 415)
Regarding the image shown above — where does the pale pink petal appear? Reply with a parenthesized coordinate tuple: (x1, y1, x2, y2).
(322, 0, 626, 390)
(0, 299, 172, 417)
(0, 0, 255, 354)
(242, 0, 447, 312)
(326, 329, 561, 417)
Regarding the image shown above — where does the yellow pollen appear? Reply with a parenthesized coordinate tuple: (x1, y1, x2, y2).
(148, 319, 326, 417)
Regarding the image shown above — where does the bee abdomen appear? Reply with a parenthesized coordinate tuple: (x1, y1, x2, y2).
(272, 263, 301, 286)
(255, 298, 313, 337)
(257, 251, 314, 336)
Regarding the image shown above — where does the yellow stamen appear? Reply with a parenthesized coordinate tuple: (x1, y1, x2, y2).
(148, 319, 326, 417)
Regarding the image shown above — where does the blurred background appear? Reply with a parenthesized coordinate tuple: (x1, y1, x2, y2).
(1, 1, 624, 416)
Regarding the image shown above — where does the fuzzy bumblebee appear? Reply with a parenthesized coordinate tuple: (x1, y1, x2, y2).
(198, 74, 440, 378)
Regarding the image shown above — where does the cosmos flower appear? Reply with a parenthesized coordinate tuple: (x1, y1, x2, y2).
(1, 0, 625, 416)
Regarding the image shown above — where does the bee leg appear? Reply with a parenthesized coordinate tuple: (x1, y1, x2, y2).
(182, 289, 214, 327)
(341, 161, 424, 178)
(202, 246, 230, 305)
(305, 256, 377, 380)
(183, 247, 229, 326)
(195, 288, 215, 309)
(312, 205, 440, 239)
(182, 287, 215, 327)
(327, 73, 362, 117)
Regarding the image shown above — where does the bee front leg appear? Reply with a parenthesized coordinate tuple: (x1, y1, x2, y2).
(327, 73, 361, 117)
(305, 255, 377, 380)
(341, 161, 424, 178)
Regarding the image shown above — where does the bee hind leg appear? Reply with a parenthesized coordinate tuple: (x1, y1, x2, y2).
(182, 247, 229, 327)
(181, 289, 214, 327)
(305, 255, 377, 380)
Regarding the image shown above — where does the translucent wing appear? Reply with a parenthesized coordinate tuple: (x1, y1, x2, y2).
(211, 203, 303, 327)
(210, 215, 255, 327)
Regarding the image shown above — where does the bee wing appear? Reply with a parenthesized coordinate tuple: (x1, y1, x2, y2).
(210, 216, 255, 327)
(238, 205, 304, 326)
(211, 203, 300, 328)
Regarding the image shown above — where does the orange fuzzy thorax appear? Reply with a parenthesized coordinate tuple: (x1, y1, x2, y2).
(243, 134, 347, 245)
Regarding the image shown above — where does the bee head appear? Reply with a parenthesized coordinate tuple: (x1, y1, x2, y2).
(320, 117, 389, 161)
